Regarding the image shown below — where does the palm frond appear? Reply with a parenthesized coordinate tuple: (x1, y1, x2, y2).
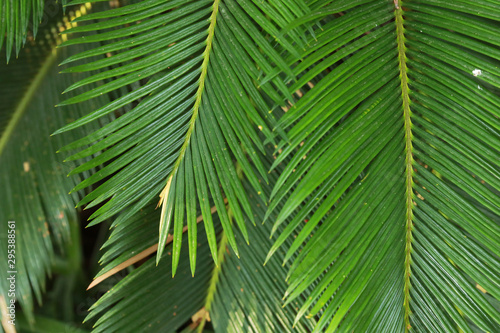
(268, 1, 500, 332)
(4, 0, 499, 331)
(55, 0, 306, 276)
(0, 8, 110, 322)
(87, 146, 319, 333)
(205, 161, 318, 333)
(84, 220, 216, 332)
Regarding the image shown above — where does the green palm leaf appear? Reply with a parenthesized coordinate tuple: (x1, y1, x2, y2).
(0, 9, 110, 322)
(205, 171, 318, 333)
(3, 0, 499, 332)
(86, 149, 318, 333)
(85, 220, 215, 332)
(267, 0, 500, 332)
(55, 0, 306, 276)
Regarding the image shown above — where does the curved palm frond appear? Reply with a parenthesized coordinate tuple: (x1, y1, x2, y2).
(3, 0, 499, 331)
(86, 149, 318, 333)
(267, 0, 500, 332)
(204, 170, 318, 333)
(55, 0, 307, 276)
(0, 5, 110, 323)
(84, 220, 216, 332)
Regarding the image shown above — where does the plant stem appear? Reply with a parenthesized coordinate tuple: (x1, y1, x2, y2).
(395, 2, 415, 331)
(158, 0, 220, 243)
(0, 49, 58, 156)
(197, 229, 228, 333)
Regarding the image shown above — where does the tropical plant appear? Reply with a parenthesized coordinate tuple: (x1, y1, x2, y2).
(0, 0, 499, 332)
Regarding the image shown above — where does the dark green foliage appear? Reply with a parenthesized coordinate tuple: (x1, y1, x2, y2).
(1, 0, 499, 332)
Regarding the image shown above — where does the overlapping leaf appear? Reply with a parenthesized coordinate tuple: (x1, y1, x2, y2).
(0, 7, 110, 322)
(85, 220, 215, 333)
(207, 162, 318, 333)
(55, 0, 308, 276)
(4, 0, 499, 332)
(87, 147, 319, 333)
(267, 1, 500, 332)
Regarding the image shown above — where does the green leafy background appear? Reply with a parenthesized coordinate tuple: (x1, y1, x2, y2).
(0, 0, 499, 332)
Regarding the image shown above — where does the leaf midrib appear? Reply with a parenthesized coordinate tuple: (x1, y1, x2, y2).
(173, 0, 221, 172)
(0, 49, 58, 157)
(157, 0, 220, 252)
(395, 2, 415, 332)
(197, 229, 228, 333)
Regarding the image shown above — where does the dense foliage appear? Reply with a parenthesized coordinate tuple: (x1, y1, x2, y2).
(1, 0, 499, 332)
